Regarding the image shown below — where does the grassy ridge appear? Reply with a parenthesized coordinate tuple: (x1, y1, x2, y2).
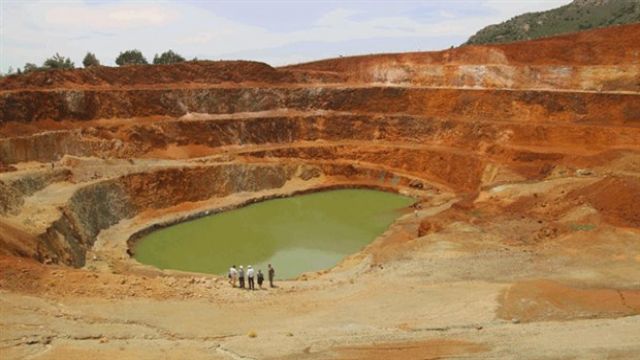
(466, 0, 640, 45)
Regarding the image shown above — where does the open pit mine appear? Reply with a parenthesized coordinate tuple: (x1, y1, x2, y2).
(1, 24, 640, 359)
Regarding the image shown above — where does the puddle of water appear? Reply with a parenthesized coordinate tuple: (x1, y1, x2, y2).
(134, 189, 414, 279)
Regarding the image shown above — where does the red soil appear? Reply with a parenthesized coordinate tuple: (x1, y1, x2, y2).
(286, 23, 640, 72)
(0, 61, 296, 91)
(569, 176, 640, 228)
(498, 280, 640, 322)
(2, 23, 639, 94)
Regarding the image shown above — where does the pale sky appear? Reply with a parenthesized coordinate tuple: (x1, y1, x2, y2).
(0, 0, 571, 73)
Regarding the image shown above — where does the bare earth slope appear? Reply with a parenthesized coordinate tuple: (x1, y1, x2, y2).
(0, 24, 639, 359)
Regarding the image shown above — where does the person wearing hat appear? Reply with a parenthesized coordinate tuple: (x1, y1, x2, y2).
(247, 265, 255, 290)
(238, 265, 245, 289)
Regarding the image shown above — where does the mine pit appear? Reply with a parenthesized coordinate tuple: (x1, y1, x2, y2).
(133, 189, 414, 279)
(1, 22, 639, 359)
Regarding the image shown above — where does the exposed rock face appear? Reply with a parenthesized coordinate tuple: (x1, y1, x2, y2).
(0, 168, 70, 214)
(2, 78, 640, 123)
(30, 163, 313, 265)
(41, 180, 134, 265)
(0, 24, 639, 267)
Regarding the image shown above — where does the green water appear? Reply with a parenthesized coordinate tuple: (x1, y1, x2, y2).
(134, 189, 414, 279)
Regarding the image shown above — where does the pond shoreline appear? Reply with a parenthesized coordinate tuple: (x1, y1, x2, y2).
(130, 187, 416, 279)
(126, 182, 418, 256)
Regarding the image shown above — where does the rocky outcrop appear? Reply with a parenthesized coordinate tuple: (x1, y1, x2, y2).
(29, 163, 333, 265)
(0, 168, 70, 214)
(2, 86, 639, 124)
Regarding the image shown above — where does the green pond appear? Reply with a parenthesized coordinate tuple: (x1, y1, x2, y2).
(134, 189, 414, 279)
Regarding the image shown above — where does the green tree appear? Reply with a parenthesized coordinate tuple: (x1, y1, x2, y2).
(82, 52, 100, 67)
(43, 53, 75, 69)
(23, 63, 39, 74)
(115, 49, 148, 66)
(153, 50, 186, 65)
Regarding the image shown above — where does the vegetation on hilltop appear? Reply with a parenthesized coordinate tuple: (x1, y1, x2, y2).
(115, 49, 149, 66)
(1, 48, 190, 78)
(83, 52, 100, 68)
(153, 50, 186, 65)
(43, 53, 75, 70)
(466, 0, 640, 45)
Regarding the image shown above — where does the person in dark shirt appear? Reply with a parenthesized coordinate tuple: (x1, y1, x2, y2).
(268, 264, 275, 288)
(257, 269, 264, 289)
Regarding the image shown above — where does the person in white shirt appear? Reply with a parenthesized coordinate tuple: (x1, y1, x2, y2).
(228, 265, 238, 287)
(247, 265, 255, 290)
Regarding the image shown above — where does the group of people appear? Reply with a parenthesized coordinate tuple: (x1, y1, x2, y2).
(228, 264, 275, 290)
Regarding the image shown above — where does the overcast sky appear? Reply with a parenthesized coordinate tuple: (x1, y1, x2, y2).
(0, 0, 571, 73)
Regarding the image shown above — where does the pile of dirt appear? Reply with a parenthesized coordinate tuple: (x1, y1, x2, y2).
(569, 176, 640, 228)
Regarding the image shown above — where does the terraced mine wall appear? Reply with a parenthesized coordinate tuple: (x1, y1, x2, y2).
(2, 86, 639, 123)
(37, 163, 297, 265)
(0, 168, 70, 214)
(1, 24, 639, 268)
(1, 88, 638, 165)
(2, 160, 427, 266)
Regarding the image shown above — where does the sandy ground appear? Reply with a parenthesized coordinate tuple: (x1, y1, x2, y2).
(2, 171, 639, 359)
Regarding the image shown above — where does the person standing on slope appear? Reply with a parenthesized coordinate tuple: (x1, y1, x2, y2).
(257, 269, 265, 289)
(229, 265, 238, 287)
(247, 265, 255, 290)
(268, 264, 276, 288)
(238, 265, 245, 289)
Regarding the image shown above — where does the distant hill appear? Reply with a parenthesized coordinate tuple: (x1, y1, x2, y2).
(466, 0, 640, 45)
